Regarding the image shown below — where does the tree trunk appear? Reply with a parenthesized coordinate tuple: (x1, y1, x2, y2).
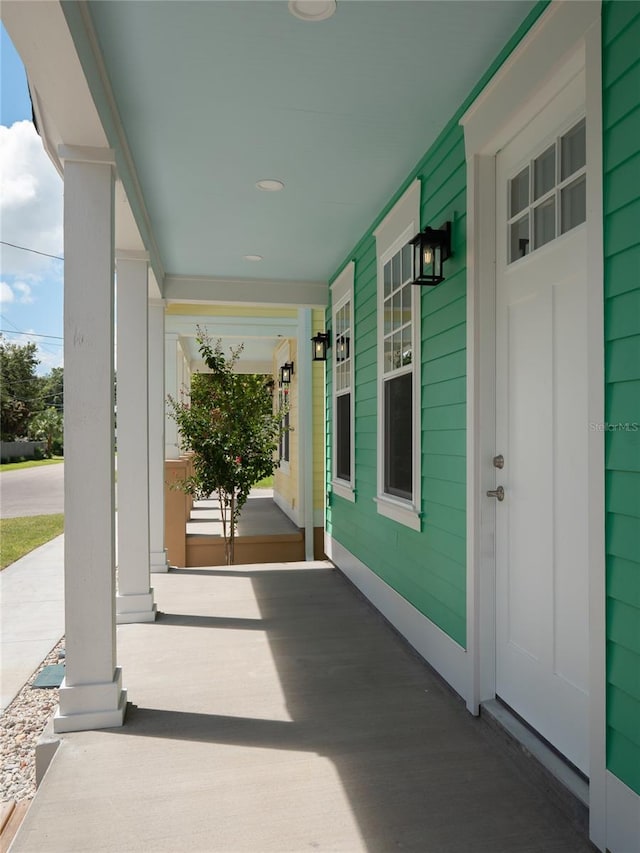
(219, 490, 231, 565)
(228, 491, 236, 565)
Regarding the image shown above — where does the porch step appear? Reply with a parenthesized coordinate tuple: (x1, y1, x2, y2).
(186, 531, 304, 567)
(0, 800, 30, 852)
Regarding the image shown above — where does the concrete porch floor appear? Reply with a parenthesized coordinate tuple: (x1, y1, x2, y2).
(13, 562, 594, 852)
(186, 489, 300, 537)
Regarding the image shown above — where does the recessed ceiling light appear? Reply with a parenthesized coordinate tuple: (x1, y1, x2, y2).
(244, 254, 263, 262)
(256, 179, 285, 192)
(288, 1, 336, 22)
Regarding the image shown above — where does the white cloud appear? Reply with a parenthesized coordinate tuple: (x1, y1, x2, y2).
(0, 121, 63, 279)
(0, 280, 14, 302)
(0, 279, 34, 304)
(13, 281, 34, 303)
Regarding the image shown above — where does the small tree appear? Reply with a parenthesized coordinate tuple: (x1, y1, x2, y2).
(168, 330, 288, 564)
(29, 407, 63, 457)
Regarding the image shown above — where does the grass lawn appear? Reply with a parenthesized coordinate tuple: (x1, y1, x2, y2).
(253, 474, 274, 488)
(0, 514, 64, 570)
(0, 457, 64, 473)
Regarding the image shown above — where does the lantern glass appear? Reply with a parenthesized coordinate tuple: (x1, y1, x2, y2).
(311, 332, 329, 362)
(280, 362, 293, 384)
(410, 222, 451, 285)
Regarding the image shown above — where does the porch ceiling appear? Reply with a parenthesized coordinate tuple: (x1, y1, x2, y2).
(76, 0, 535, 287)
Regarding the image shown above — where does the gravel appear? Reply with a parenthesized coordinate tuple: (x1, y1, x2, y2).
(1, 639, 64, 803)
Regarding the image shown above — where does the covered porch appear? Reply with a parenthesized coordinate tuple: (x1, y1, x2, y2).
(12, 560, 591, 852)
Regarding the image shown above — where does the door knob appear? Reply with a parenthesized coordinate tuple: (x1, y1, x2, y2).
(486, 486, 505, 501)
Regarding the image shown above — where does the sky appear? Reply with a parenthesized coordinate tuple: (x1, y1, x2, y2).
(0, 23, 64, 375)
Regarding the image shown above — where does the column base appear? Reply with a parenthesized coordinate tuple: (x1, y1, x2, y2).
(150, 549, 169, 573)
(116, 590, 157, 623)
(54, 667, 127, 733)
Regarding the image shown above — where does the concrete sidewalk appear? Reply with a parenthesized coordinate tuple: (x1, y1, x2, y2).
(0, 535, 64, 710)
(11, 562, 593, 852)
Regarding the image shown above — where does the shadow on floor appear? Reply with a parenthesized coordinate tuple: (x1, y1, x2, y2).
(104, 565, 594, 853)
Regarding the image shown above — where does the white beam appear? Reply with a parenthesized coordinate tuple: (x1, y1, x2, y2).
(164, 275, 328, 308)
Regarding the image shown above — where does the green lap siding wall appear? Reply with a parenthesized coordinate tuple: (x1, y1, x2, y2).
(602, 0, 640, 796)
(328, 125, 468, 647)
(327, 130, 467, 647)
(326, 5, 549, 651)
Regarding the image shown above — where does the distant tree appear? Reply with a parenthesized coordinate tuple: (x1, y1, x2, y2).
(168, 330, 288, 564)
(29, 406, 63, 456)
(0, 336, 40, 440)
(38, 367, 64, 414)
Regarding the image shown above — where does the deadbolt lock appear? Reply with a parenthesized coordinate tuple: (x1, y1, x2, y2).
(493, 455, 504, 469)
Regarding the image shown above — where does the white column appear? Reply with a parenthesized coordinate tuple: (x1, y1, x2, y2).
(115, 255, 156, 623)
(165, 333, 181, 459)
(55, 145, 126, 733)
(149, 301, 169, 572)
(298, 309, 315, 561)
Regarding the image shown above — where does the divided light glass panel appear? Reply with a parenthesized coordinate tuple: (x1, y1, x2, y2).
(383, 243, 413, 375)
(334, 297, 352, 483)
(382, 242, 414, 502)
(335, 300, 351, 393)
(507, 118, 586, 264)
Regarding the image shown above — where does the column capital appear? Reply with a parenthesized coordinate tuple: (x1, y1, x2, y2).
(116, 249, 150, 263)
(58, 144, 116, 167)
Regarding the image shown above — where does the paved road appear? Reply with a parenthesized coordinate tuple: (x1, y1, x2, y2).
(0, 463, 64, 518)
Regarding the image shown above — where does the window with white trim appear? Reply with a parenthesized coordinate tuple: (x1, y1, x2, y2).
(331, 262, 355, 502)
(382, 241, 413, 499)
(278, 386, 290, 464)
(374, 180, 421, 531)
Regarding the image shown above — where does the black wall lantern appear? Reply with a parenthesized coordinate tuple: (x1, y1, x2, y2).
(280, 362, 294, 385)
(311, 331, 331, 362)
(410, 221, 452, 285)
(336, 335, 350, 362)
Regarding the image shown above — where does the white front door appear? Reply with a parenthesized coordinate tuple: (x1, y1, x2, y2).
(494, 72, 590, 774)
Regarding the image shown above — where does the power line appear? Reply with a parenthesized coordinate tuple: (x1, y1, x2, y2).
(0, 240, 63, 261)
(0, 329, 63, 342)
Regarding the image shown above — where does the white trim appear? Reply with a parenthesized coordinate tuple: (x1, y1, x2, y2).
(273, 489, 301, 528)
(374, 179, 421, 251)
(297, 308, 315, 561)
(605, 772, 640, 853)
(58, 144, 115, 166)
(460, 1, 599, 156)
(325, 534, 469, 698)
(584, 15, 607, 849)
(164, 275, 328, 308)
(375, 181, 422, 529)
(373, 496, 421, 532)
(166, 314, 299, 338)
(330, 261, 354, 304)
(331, 262, 355, 498)
(331, 480, 356, 503)
(461, 1, 606, 848)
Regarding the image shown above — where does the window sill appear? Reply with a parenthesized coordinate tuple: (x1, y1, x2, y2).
(374, 495, 421, 531)
(331, 480, 356, 503)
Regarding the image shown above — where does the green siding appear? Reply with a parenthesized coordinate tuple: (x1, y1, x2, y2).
(603, 0, 640, 796)
(325, 3, 550, 650)
(327, 120, 468, 648)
